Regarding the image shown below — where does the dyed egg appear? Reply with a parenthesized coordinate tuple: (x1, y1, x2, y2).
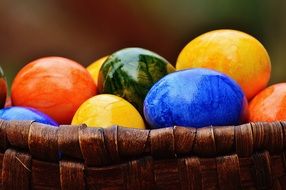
(72, 94, 145, 129)
(98, 48, 175, 113)
(5, 96, 12, 108)
(176, 29, 271, 100)
(249, 83, 286, 122)
(87, 56, 108, 90)
(144, 68, 248, 128)
(0, 66, 7, 109)
(11, 57, 97, 124)
(0, 106, 58, 126)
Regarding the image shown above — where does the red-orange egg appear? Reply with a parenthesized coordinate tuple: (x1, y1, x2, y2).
(249, 83, 286, 122)
(11, 57, 97, 124)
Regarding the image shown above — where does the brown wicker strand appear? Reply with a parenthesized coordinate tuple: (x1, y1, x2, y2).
(103, 126, 120, 164)
(117, 127, 150, 160)
(251, 151, 273, 189)
(178, 157, 202, 190)
(235, 123, 254, 157)
(59, 160, 85, 190)
(174, 126, 196, 156)
(58, 125, 83, 160)
(126, 157, 155, 189)
(251, 122, 284, 154)
(279, 121, 286, 150)
(150, 127, 175, 159)
(28, 122, 59, 162)
(216, 154, 241, 190)
(213, 126, 235, 155)
(5, 121, 32, 150)
(78, 126, 108, 166)
(0, 120, 8, 151)
(31, 159, 61, 189)
(193, 127, 216, 157)
(2, 149, 31, 190)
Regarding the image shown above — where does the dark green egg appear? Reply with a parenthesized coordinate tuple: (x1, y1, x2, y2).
(98, 47, 175, 113)
(0, 66, 7, 109)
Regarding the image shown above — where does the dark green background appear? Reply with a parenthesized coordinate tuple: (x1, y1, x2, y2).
(0, 0, 285, 92)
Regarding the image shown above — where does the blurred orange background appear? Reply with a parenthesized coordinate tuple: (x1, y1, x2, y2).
(1, 0, 286, 90)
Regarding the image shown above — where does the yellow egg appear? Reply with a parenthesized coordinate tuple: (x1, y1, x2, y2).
(72, 94, 145, 129)
(176, 29, 271, 100)
(87, 56, 108, 88)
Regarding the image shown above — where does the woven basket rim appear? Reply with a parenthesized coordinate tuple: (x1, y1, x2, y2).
(0, 119, 286, 189)
(0, 119, 285, 165)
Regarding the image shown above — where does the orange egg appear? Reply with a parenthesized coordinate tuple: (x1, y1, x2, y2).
(249, 83, 286, 122)
(11, 57, 97, 124)
(176, 29, 271, 100)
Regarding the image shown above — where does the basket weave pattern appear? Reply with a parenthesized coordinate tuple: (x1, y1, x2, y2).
(0, 120, 285, 189)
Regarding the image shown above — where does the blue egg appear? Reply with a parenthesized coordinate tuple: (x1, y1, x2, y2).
(143, 68, 248, 128)
(0, 106, 58, 126)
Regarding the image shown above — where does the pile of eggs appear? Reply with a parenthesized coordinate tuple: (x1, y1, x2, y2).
(0, 29, 283, 129)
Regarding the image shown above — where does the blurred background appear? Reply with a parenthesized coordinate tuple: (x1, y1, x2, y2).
(1, 0, 286, 90)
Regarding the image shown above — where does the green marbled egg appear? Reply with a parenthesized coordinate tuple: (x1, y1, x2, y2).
(98, 47, 175, 113)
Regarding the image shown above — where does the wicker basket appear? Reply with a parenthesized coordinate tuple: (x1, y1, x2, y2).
(0, 119, 285, 190)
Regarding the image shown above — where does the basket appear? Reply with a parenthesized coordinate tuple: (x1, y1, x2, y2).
(0, 120, 285, 190)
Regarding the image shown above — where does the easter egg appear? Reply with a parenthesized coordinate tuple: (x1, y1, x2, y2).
(5, 96, 12, 108)
(0, 106, 58, 126)
(11, 57, 97, 124)
(98, 48, 175, 113)
(87, 56, 108, 90)
(144, 68, 248, 128)
(72, 94, 145, 129)
(0, 66, 7, 109)
(176, 29, 271, 100)
(249, 83, 286, 122)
